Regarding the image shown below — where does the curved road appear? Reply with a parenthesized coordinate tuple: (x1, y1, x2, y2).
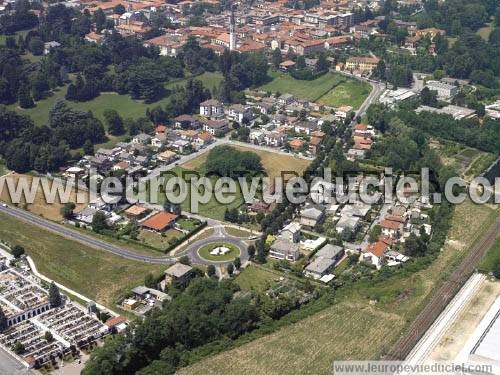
(177, 225, 250, 266)
(0, 205, 248, 266)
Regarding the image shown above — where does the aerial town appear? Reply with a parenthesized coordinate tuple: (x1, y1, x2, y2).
(0, 0, 499, 373)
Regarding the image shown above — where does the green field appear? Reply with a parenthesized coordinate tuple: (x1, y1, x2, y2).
(257, 70, 371, 109)
(479, 238, 500, 274)
(317, 78, 372, 109)
(235, 265, 280, 291)
(0, 211, 165, 307)
(197, 242, 240, 262)
(151, 167, 245, 221)
(10, 71, 223, 126)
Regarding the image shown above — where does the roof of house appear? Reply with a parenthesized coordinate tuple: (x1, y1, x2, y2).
(305, 256, 336, 275)
(165, 262, 193, 278)
(315, 244, 343, 259)
(367, 241, 388, 257)
(124, 205, 147, 216)
(105, 315, 127, 328)
(271, 239, 300, 253)
(141, 211, 178, 231)
(381, 219, 402, 230)
(301, 207, 323, 220)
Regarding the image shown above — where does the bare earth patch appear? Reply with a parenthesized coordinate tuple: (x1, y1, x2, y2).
(426, 279, 500, 362)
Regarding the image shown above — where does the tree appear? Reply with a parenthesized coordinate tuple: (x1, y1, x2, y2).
(179, 255, 191, 266)
(45, 331, 54, 342)
(11, 245, 25, 258)
(247, 244, 255, 259)
(207, 264, 216, 277)
(316, 53, 328, 72)
(83, 139, 94, 155)
(113, 4, 126, 15)
(103, 109, 125, 135)
(368, 225, 381, 243)
(492, 257, 500, 279)
(18, 81, 34, 108)
(271, 48, 282, 69)
(60, 202, 76, 219)
(144, 273, 156, 288)
(12, 341, 25, 354)
(226, 263, 234, 276)
(28, 37, 44, 55)
(233, 257, 241, 270)
(91, 211, 108, 233)
(420, 87, 438, 107)
(49, 282, 62, 307)
(296, 56, 306, 70)
(0, 306, 7, 331)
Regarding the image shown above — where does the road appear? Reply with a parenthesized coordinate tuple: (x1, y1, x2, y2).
(0, 204, 175, 263)
(0, 347, 34, 375)
(0, 204, 250, 267)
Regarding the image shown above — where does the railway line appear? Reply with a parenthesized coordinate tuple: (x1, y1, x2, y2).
(385, 216, 500, 360)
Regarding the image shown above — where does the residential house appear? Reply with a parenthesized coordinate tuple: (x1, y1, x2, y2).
(335, 215, 360, 234)
(310, 180, 335, 204)
(289, 138, 306, 152)
(345, 56, 380, 74)
(151, 133, 167, 148)
(279, 60, 296, 72)
(363, 240, 388, 269)
(132, 133, 152, 145)
(300, 206, 324, 228)
(278, 93, 294, 106)
(141, 211, 178, 232)
(269, 239, 300, 261)
(157, 150, 178, 164)
(173, 114, 200, 129)
(194, 132, 213, 148)
(381, 217, 404, 238)
(279, 222, 301, 243)
(294, 120, 317, 135)
(164, 263, 193, 288)
(123, 205, 148, 220)
(202, 119, 229, 135)
(227, 104, 252, 123)
(200, 99, 224, 118)
(264, 131, 286, 147)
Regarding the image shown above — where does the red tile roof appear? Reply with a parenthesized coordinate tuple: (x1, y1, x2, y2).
(141, 211, 178, 231)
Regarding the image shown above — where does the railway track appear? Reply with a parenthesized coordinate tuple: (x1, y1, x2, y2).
(385, 217, 500, 360)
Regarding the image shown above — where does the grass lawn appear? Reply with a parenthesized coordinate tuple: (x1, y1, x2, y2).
(479, 238, 500, 274)
(317, 78, 372, 109)
(476, 23, 493, 40)
(0, 211, 165, 307)
(258, 71, 344, 102)
(179, 200, 498, 374)
(176, 217, 200, 232)
(10, 71, 223, 126)
(182, 145, 311, 179)
(224, 226, 254, 237)
(137, 229, 183, 250)
(234, 264, 279, 291)
(257, 70, 371, 109)
(149, 167, 245, 221)
(197, 242, 240, 262)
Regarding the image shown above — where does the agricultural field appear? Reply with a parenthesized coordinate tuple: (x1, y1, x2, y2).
(0, 173, 88, 221)
(178, 200, 498, 374)
(0, 211, 165, 307)
(182, 145, 311, 179)
(10, 71, 223, 126)
(257, 70, 371, 109)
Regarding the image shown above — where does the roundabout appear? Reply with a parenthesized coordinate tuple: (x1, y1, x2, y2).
(177, 225, 251, 266)
(197, 242, 241, 262)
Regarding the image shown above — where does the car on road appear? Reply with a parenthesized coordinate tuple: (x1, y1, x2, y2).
(2, 204, 7, 208)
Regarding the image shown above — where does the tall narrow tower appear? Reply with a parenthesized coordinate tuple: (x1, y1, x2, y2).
(229, 5, 237, 51)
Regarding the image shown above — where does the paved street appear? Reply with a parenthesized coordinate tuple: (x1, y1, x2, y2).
(0, 347, 34, 375)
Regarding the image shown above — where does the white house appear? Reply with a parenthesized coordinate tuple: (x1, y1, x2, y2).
(200, 99, 224, 118)
(227, 104, 252, 123)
